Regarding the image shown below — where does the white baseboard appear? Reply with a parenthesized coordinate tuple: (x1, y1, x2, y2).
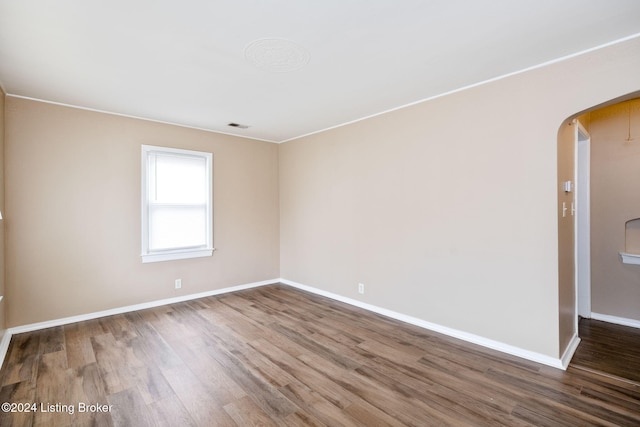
(279, 279, 566, 370)
(591, 312, 640, 329)
(0, 277, 569, 372)
(560, 334, 581, 369)
(0, 278, 280, 367)
(0, 330, 11, 370)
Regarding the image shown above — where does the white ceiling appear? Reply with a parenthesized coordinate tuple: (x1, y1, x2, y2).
(1, 1, 640, 143)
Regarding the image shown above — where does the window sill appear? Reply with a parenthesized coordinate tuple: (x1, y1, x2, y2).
(142, 248, 215, 263)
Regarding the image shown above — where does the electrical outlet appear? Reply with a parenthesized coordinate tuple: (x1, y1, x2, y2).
(358, 283, 365, 294)
(175, 279, 182, 289)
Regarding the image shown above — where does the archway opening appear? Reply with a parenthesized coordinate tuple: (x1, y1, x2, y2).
(559, 91, 640, 382)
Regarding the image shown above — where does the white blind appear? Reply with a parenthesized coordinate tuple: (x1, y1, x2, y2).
(148, 152, 207, 251)
(148, 204, 207, 250)
(150, 154, 207, 204)
(142, 146, 213, 262)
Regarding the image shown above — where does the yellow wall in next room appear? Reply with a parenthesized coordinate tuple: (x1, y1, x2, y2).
(590, 98, 640, 322)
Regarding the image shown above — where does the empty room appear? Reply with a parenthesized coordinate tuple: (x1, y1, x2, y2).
(1, 1, 640, 425)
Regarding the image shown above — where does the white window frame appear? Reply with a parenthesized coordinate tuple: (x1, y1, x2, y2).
(141, 145, 213, 263)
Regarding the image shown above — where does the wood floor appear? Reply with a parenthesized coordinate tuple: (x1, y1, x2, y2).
(0, 285, 639, 426)
(571, 317, 640, 385)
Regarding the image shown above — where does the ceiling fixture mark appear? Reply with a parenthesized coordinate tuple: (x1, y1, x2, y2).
(244, 38, 310, 73)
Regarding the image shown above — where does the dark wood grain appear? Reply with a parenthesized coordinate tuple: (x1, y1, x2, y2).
(572, 317, 640, 385)
(0, 284, 639, 426)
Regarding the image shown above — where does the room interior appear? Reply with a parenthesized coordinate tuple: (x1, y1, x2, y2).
(1, 1, 640, 424)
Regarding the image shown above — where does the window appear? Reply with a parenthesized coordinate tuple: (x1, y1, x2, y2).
(141, 145, 213, 263)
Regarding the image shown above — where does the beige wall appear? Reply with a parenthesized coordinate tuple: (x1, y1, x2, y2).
(557, 119, 577, 353)
(280, 36, 640, 358)
(4, 37, 640, 362)
(4, 97, 280, 327)
(590, 98, 640, 321)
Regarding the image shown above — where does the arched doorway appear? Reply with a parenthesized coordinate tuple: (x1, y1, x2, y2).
(561, 94, 640, 382)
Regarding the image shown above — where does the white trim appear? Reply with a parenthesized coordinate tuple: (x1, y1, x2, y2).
(591, 312, 640, 329)
(0, 277, 574, 371)
(281, 32, 640, 144)
(141, 145, 214, 263)
(0, 330, 11, 369)
(0, 279, 277, 366)
(5, 34, 640, 145)
(279, 279, 566, 370)
(576, 122, 591, 318)
(5, 95, 279, 144)
(560, 334, 581, 369)
(2, 278, 278, 340)
(619, 252, 640, 265)
(142, 248, 214, 263)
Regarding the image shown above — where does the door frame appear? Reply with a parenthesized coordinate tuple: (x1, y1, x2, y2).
(575, 120, 591, 321)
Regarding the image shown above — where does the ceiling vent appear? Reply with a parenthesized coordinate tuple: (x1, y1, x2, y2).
(227, 122, 250, 129)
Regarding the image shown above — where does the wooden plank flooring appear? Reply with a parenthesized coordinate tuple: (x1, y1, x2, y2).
(0, 284, 639, 426)
(571, 317, 640, 385)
